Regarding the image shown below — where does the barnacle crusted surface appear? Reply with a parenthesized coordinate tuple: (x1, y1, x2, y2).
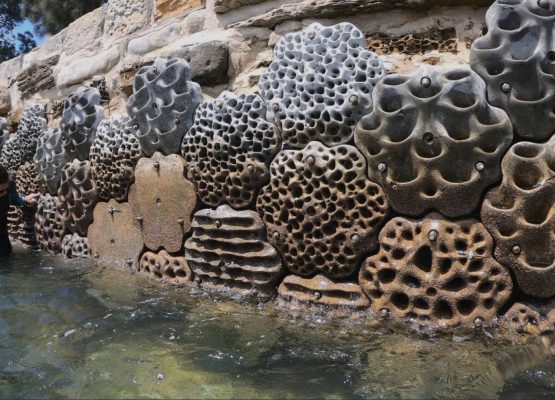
(278, 274, 370, 309)
(355, 66, 513, 218)
(481, 138, 555, 298)
(34, 128, 68, 195)
(139, 250, 192, 285)
(127, 57, 202, 156)
(181, 92, 280, 209)
(257, 141, 388, 279)
(35, 194, 66, 253)
(128, 152, 197, 253)
(470, 0, 555, 140)
(16, 161, 42, 195)
(359, 214, 513, 328)
(88, 199, 144, 270)
(60, 86, 104, 160)
(259, 22, 384, 148)
(185, 205, 283, 298)
(58, 160, 99, 236)
(0, 105, 46, 174)
(61, 233, 91, 259)
(89, 114, 143, 201)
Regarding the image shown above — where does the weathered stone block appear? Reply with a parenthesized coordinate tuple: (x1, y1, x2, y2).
(155, 0, 205, 20)
(139, 250, 192, 285)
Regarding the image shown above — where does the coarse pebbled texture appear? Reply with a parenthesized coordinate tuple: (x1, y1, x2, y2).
(61, 233, 91, 259)
(185, 205, 283, 299)
(366, 28, 458, 56)
(259, 22, 384, 149)
(58, 160, 99, 236)
(60, 86, 104, 161)
(128, 152, 197, 253)
(181, 91, 280, 209)
(355, 65, 513, 218)
(88, 199, 144, 270)
(89, 114, 143, 202)
(502, 302, 543, 335)
(35, 194, 66, 253)
(257, 141, 388, 279)
(127, 57, 202, 156)
(470, 0, 555, 141)
(359, 214, 513, 329)
(139, 250, 192, 285)
(34, 128, 69, 196)
(278, 274, 370, 309)
(16, 161, 42, 196)
(0, 105, 46, 174)
(481, 137, 555, 298)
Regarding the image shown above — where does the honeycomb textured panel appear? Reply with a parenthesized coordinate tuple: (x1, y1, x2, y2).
(470, 0, 555, 140)
(7, 206, 21, 236)
(58, 160, 99, 236)
(502, 302, 543, 335)
(258, 22, 384, 149)
(257, 141, 388, 279)
(126, 57, 202, 156)
(35, 194, 66, 253)
(181, 91, 281, 209)
(359, 214, 513, 328)
(481, 138, 555, 298)
(90, 114, 143, 201)
(16, 161, 42, 196)
(185, 205, 283, 298)
(88, 200, 144, 270)
(139, 250, 192, 285)
(0, 105, 46, 174)
(15, 162, 41, 249)
(61, 233, 91, 259)
(34, 128, 69, 195)
(355, 65, 513, 218)
(128, 152, 197, 253)
(17, 205, 39, 249)
(60, 86, 104, 160)
(278, 274, 370, 309)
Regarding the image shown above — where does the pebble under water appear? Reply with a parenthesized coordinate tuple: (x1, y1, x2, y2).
(1, 246, 555, 399)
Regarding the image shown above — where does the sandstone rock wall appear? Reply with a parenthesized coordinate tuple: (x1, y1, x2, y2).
(0, 0, 492, 124)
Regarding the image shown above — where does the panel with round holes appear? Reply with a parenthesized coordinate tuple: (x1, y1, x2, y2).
(62, 232, 91, 259)
(481, 138, 555, 298)
(355, 65, 513, 218)
(139, 250, 192, 285)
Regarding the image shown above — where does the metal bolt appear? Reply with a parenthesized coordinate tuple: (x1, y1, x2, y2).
(421, 77, 431, 88)
(428, 229, 438, 241)
(155, 261, 161, 268)
(152, 67, 158, 73)
(178, 218, 184, 226)
(501, 82, 511, 93)
(475, 162, 485, 172)
(351, 233, 360, 244)
(377, 162, 387, 172)
(272, 103, 279, 112)
(307, 155, 315, 165)
(108, 207, 116, 215)
(247, 164, 255, 174)
(538, 0, 550, 9)
(349, 95, 359, 105)
(474, 316, 484, 328)
(126, 259, 133, 266)
(94, 253, 99, 259)
(194, 276, 202, 284)
(136, 216, 143, 223)
(154, 161, 160, 170)
(174, 118, 181, 125)
(215, 219, 222, 228)
(380, 307, 390, 318)
(272, 231, 280, 241)
(511, 245, 522, 255)
(308, 31, 316, 39)
(133, 124, 139, 130)
(314, 291, 322, 299)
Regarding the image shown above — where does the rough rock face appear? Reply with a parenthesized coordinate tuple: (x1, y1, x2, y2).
(34, 128, 68, 196)
(366, 28, 458, 56)
(278, 275, 370, 309)
(35, 194, 66, 253)
(60, 86, 104, 161)
(481, 138, 555, 298)
(15, 55, 59, 97)
(58, 160, 99, 236)
(61, 233, 91, 259)
(89, 114, 143, 201)
(257, 142, 388, 279)
(259, 22, 384, 149)
(181, 92, 280, 209)
(355, 66, 513, 218)
(214, 0, 264, 13)
(359, 214, 513, 328)
(470, 0, 555, 140)
(104, 0, 147, 37)
(128, 152, 197, 253)
(0, 105, 46, 174)
(184, 205, 283, 298)
(179, 41, 230, 86)
(139, 250, 192, 285)
(127, 57, 202, 156)
(88, 200, 144, 269)
(155, 0, 205, 20)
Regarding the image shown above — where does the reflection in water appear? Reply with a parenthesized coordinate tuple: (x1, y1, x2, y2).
(0, 246, 554, 399)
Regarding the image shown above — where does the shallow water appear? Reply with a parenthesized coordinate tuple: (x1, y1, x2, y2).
(1, 246, 555, 399)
